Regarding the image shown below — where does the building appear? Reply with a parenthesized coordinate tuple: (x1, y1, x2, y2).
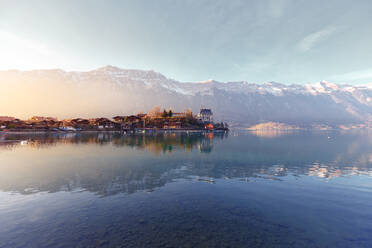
(197, 109, 213, 123)
(205, 123, 214, 130)
(137, 113, 147, 119)
(68, 118, 90, 129)
(29, 116, 57, 122)
(172, 112, 187, 118)
(113, 116, 126, 123)
(163, 121, 182, 129)
(0, 116, 15, 122)
(89, 118, 117, 129)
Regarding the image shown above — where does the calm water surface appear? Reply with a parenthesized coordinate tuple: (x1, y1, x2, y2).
(0, 131, 372, 247)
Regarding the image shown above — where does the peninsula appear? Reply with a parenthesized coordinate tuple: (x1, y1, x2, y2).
(0, 107, 228, 133)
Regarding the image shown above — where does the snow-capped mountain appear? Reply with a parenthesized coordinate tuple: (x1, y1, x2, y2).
(1, 65, 372, 127)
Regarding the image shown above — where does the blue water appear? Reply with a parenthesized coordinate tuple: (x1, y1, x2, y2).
(0, 131, 372, 247)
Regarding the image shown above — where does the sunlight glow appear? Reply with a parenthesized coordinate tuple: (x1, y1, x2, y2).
(0, 30, 60, 70)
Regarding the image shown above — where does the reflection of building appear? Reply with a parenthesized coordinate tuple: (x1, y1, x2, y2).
(197, 109, 213, 123)
(198, 136, 213, 153)
(308, 164, 343, 179)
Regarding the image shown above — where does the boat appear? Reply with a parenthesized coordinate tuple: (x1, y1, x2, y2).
(59, 126, 77, 132)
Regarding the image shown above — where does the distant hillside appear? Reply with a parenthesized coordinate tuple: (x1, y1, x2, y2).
(1, 66, 372, 127)
(246, 122, 301, 130)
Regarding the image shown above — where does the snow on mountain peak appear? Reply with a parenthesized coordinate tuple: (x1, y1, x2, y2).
(97, 65, 122, 72)
(91, 66, 167, 82)
(320, 80, 339, 90)
(7, 66, 369, 101)
(83, 68, 351, 97)
(2, 67, 372, 125)
(198, 79, 217, 84)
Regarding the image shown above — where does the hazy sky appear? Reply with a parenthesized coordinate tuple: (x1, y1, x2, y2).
(1, 0, 372, 84)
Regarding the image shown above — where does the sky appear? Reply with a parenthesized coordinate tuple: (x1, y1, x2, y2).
(0, 0, 372, 84)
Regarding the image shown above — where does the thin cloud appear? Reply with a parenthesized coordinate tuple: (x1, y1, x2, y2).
(267, 0, 290, 19)
(298, 26, 339, 52)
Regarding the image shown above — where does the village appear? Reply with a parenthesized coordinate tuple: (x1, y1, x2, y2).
(0, 107, 228, 133)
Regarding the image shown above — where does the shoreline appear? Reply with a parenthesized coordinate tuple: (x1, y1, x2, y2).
(0, 128, 228, 135)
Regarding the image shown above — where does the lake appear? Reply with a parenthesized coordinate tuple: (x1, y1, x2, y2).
(0, 131, 372, 247)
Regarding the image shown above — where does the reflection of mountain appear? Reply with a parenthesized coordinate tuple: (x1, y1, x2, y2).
(0, 131, 372, 196)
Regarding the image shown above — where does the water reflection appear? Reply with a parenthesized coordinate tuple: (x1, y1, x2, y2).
(0, 131, 372, 196)
(0, 132, 220, 154)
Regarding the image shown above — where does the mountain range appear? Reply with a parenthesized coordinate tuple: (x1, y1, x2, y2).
(1, 65, 372, 128)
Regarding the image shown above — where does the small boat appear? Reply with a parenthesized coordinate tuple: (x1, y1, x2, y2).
(197, 177, 215, 184)
(59, 126, 77, 132)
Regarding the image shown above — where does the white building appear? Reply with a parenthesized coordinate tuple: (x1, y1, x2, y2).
(197, 109, 213, 123)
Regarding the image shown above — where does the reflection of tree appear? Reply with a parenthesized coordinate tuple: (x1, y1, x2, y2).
(1, 131, 372, 196)
(0, 132, 228, 196)
(112, 133, 225, 155)
(112, 134, 201, 155)
(0, 132, 228, 155)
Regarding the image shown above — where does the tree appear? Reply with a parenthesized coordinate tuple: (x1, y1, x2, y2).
(168, 110, 173, 117)
(186, 109, 193, 119)
(162, 110, 168, 118)
(148, 106, 161, 117)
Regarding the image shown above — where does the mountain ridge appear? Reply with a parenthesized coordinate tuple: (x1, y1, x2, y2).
(1, 66, 372, 127)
